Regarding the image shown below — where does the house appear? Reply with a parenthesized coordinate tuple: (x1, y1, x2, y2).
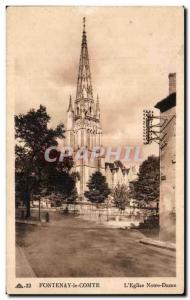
(155, 73, 176, 241)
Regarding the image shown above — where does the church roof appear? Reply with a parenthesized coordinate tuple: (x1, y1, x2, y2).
(125, 168, 130, 175)
(105, 160, 129, 175)
(105, 162, 115, 171)
(114, 160, 124, 169)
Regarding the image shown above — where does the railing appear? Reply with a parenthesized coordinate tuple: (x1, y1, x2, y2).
(16, 204, 158, 228)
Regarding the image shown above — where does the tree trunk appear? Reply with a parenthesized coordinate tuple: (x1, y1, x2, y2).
(26, 192, 31, 218)
(39, 198, 41, 221)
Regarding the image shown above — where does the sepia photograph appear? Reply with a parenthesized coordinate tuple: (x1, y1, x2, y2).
(6, 6, 184, 294)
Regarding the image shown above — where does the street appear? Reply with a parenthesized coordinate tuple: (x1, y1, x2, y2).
(16, 213, 176, 278)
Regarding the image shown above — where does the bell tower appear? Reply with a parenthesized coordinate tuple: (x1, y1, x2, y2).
(66, 18, 103, 197)
(73, 17, 102, 151)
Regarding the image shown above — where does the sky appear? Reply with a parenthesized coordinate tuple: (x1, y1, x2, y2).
(8, 6, 184, 162)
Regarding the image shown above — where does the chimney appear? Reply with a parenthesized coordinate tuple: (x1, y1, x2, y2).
(168, 73, 176, 95)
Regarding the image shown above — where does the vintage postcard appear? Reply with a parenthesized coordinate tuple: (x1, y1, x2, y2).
(6, 6, 184, 295)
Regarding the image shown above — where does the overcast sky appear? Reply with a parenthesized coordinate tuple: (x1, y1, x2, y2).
(8, 6, 183, 162)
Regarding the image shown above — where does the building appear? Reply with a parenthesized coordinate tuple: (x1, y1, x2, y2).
(66, 19, 137, 197)
(155, 73, 176, 241)
(105, 162, 138, 190)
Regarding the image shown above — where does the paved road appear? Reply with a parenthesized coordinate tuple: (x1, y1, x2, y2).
(16, 213, 176, 277)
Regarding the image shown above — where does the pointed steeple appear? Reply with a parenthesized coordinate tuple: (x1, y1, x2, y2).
(96, 94, 100, 111)
(67, 95, 73, 112)
(96, 94, 100, 119)
(76, 18, 93, 101)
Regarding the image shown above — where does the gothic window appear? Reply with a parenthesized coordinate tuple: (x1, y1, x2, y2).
(81, 130, 84, 147)
(70, 132, 74, 147)
(90, 130, 93, 149)
(87, 130, 90, 149)
(90, 106, 92, 114)
(77, 107, 79, 115)
(75, 131, 78, 148)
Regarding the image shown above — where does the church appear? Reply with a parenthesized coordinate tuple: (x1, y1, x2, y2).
(65, 18, 137, 197)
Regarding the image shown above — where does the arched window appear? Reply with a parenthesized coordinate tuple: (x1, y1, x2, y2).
(87, 130, 90, 148)
(89, 107, 92, 114)
(77, 107, 79, 115)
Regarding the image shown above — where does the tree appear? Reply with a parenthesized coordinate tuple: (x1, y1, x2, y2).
(129, 155, 160, 205)
(46, 166, 79, 204)
(84, 171, 111, 204)
(15, 105, 76, 217)
(113, 183, 129, 212)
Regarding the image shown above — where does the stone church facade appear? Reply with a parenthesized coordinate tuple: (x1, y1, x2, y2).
(66, 19, 137, 197)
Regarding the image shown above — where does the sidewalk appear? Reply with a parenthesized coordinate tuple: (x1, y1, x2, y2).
(140, 238, 176, 251)
(16, 219, 48, 226)
(16, 246, 36, 277)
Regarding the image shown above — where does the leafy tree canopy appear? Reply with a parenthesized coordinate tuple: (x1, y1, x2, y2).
(129, 155, 160, 204)
(113, 183, 129, 211)
(15, 105, 78, 215)
(84, 171, 111, 203)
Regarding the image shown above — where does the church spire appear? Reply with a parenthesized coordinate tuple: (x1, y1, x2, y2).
(96, 94, 100, 110)
(96, 94, 100, 119)
(83, 16, 86, 31)
(76, 18, 93, 101)
(67, 95, 73, 112)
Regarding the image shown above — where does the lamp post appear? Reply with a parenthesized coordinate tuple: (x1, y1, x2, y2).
(31, 171, 41, 221)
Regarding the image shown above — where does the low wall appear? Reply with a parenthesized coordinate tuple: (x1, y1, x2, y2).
(16, 203, 158, 228)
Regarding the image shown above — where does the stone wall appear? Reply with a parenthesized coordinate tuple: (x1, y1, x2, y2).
(159, 106, 176, 241)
